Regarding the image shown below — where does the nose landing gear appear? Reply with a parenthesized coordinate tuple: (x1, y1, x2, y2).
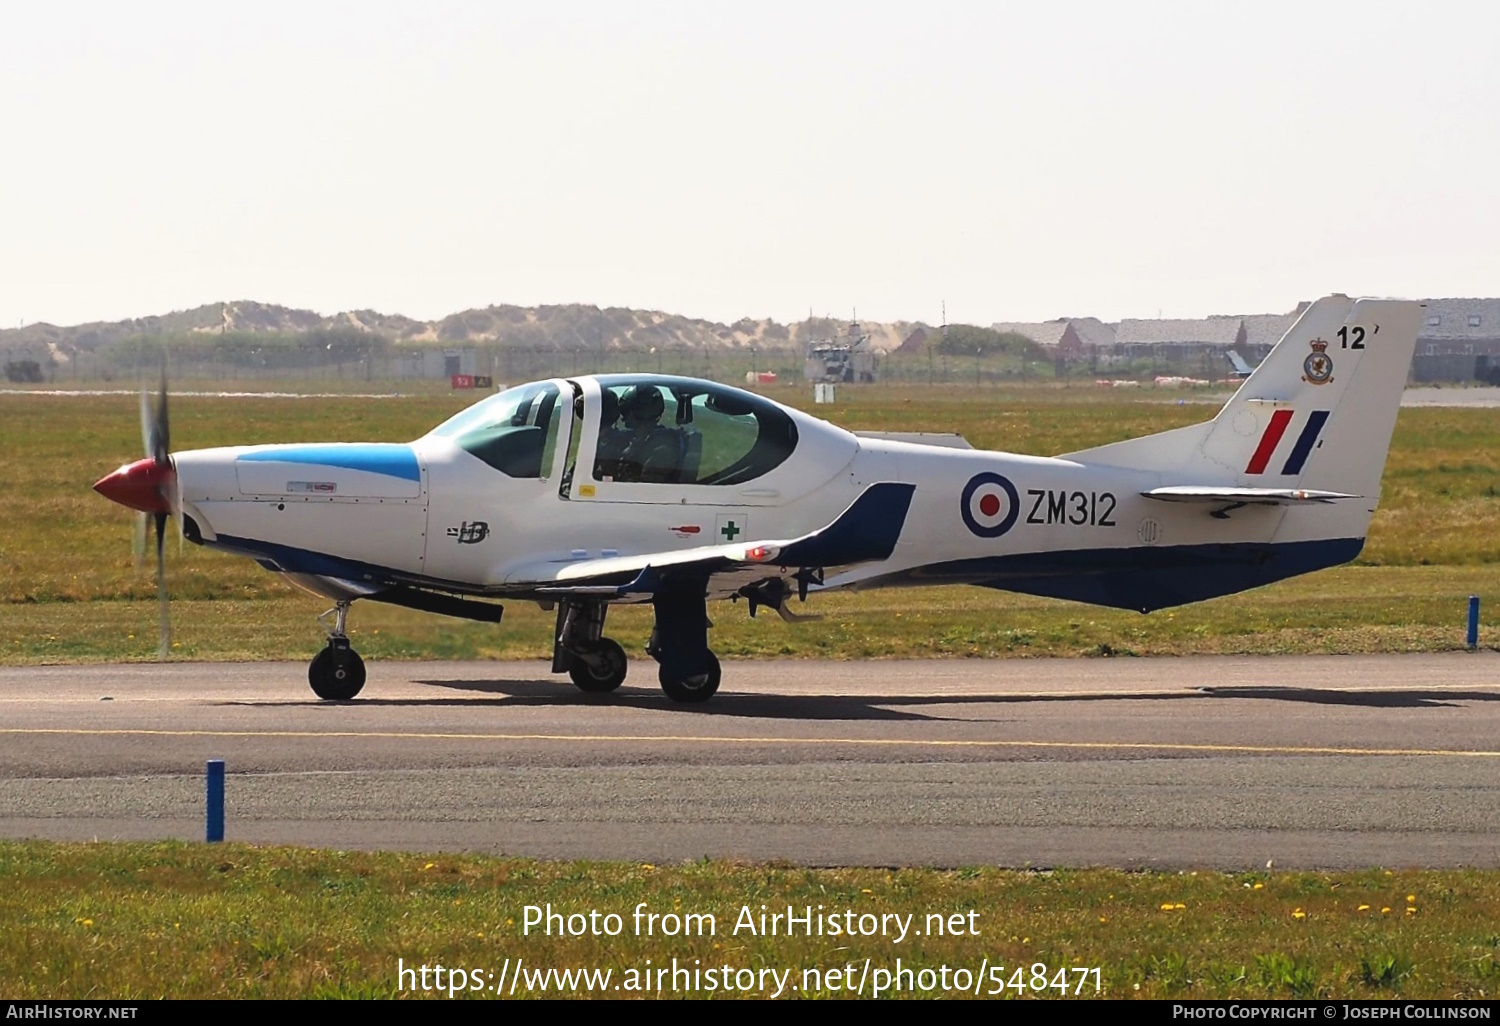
(309, 600, 366, 700)
(553, 600, 629, 693)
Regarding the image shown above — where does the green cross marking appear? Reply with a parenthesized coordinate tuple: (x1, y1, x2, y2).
(720, 520, 741, 540)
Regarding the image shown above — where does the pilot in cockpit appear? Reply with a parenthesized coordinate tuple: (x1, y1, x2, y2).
(607, 384, 679, 483)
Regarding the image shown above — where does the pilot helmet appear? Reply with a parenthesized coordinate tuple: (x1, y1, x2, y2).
(619, 384, 664, 428)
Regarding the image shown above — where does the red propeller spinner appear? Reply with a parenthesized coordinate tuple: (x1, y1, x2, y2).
(93, 456, 176, 514)
(96, 366, 176, 514)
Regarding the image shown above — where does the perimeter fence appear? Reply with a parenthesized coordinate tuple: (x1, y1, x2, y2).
(4, 344, 1254, 390)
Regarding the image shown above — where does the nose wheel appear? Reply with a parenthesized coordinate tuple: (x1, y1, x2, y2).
(309, 640, 366, 700)
(553, 600, 629, 694)
(309, 601, 366, 700)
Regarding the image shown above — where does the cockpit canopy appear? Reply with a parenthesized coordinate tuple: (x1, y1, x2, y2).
(426, 380, 562, 478)
(426, 375, 799, 486)
(591, 376, 798, 486)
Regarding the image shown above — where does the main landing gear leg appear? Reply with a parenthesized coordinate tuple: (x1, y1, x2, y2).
(552, 599, 628, 693)
(309, 600, 366, 701)
(647, 586, 720, 703)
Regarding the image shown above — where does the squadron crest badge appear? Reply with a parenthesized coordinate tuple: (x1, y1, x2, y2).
(1302, 338, 1334, 385)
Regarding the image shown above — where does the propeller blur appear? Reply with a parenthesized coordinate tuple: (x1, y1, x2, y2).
(95, 368, 178, 659)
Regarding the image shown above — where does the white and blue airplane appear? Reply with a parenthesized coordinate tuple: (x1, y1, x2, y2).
(1225, 349, 1258, 378)
(94, 295, 1420, 703)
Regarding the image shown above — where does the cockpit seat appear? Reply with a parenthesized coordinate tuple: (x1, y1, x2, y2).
(678, 427, 702, 483)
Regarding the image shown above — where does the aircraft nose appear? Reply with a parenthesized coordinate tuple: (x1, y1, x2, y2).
(94, 457, 175, 514)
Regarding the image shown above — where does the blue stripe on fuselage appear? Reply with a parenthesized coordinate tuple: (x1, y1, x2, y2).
(236, 444, 421, 482)
(1279, 411, 1330, 477)
(213, 533, 433, 589)
(869, 537, 1364, 614)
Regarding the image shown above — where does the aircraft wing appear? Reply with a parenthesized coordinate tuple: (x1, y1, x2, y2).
(1142, 486, 1359, 505)
(505, 482, 917, 602)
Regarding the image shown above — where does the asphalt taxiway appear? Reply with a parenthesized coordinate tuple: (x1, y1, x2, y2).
(1, 654, 1497, 868)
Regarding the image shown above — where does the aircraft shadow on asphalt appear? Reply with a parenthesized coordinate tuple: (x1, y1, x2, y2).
(1195, 686, 1500, 708)
(220, 681, 1500, 719)
(339, 678, 1500, 719)
(401, 679, 941, 721)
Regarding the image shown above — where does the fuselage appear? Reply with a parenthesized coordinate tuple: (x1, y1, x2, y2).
(166, 372, 1360, 614)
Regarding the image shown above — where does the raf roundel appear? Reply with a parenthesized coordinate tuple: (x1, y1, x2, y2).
(960, 472, 1020, 538)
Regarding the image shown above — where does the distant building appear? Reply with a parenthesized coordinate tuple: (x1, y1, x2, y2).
(1068, 317, 1117, 352)
(1110, 317, 1245, 371)
(1413, 298, 1500, 382)
(389, 347, 481, 379)
(1235, 313, 1298, 358)
(915, 297, 1500, 383)
(990, 321, 1086, 362)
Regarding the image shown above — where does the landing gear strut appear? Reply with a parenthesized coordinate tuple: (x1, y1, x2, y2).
(648, 586, 720, 703)
(309, 600, 366, 700)
(553, 600, 628, 693)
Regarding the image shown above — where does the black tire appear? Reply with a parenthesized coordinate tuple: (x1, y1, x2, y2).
(659, 651, 720, 703)
(569, 638, 628, 693)
(309, 645, 366, 700)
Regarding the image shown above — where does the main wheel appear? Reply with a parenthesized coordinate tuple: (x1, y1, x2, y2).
(309, 645, 366, 700)
(658, 651, 720, 703)
(569, 638, 628, 693)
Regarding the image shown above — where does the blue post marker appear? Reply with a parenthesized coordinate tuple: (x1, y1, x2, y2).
(206, 759, 225, 843)
(1468, 596, 1481, 650)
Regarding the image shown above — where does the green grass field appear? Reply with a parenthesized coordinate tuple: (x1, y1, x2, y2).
(4, 386, 1499, 1000)
(2, 385, 1498, 663)
(4, 841, 1499, 999)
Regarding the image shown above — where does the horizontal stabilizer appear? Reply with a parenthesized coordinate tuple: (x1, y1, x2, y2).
(1143, 486, 1359, 505)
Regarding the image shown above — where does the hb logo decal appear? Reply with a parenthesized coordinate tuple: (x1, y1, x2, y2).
(960, 472, 1020, 538)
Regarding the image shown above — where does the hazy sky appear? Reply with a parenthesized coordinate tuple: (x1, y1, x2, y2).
(2, 1, 1495, 328)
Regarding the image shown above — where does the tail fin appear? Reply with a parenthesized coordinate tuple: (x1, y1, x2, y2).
(1066, 295, 1421, 500)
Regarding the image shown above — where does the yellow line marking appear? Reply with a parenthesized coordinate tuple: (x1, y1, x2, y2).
(1, 728, 1497, 759)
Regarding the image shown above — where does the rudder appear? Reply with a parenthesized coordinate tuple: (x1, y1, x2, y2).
(1202, 295, 1420, 498)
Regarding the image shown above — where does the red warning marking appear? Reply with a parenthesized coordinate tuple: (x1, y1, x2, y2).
(1245, 409, 1294, 474)
(669, 525, 701, 534)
